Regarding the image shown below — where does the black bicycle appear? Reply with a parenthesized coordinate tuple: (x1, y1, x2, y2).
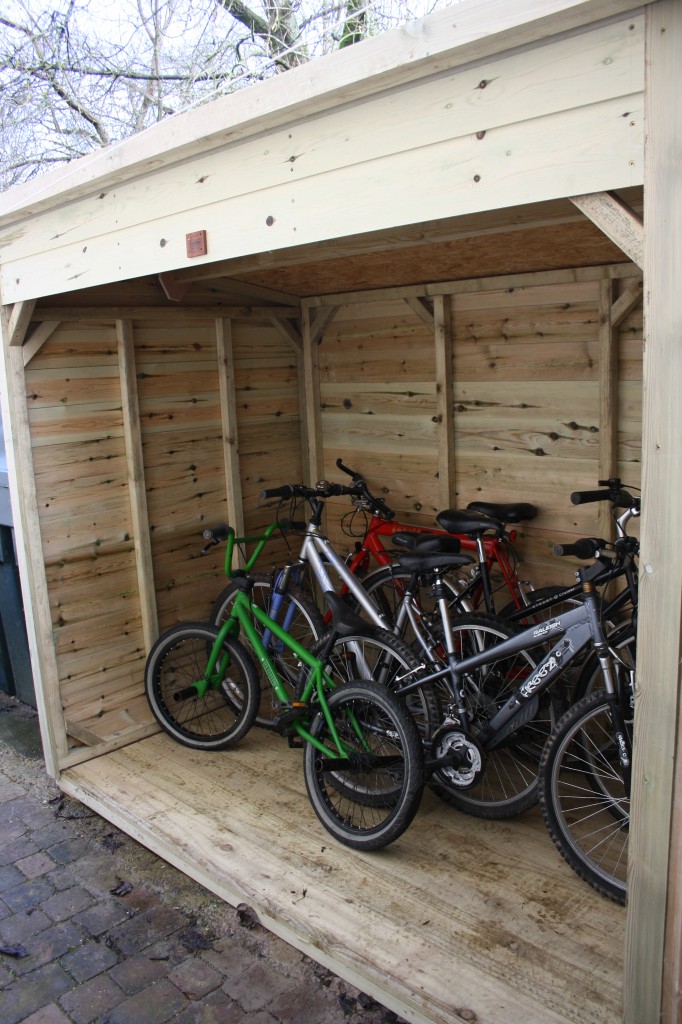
(388, 482, 639, 903)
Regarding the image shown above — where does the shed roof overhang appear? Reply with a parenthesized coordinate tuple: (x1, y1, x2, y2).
(0, 0, 649, 305)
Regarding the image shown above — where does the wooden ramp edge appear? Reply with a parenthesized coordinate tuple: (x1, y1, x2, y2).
(60, 731, 624, 1024)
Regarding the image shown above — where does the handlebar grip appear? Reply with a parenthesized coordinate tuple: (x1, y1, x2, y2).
(570, 489, 613, 506)
(260, 485, 295, 500)
(202, 524, 232, 543)
(554, 537, 607, 559)
(335, 457, 362, 482)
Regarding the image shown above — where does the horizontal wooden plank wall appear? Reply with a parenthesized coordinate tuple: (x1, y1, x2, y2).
(19, 263, 642, 767)
(23, 314, 304, 767)
(314, 265, 642, 597)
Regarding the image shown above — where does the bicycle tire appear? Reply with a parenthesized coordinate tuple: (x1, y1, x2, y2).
(428, 613, 549, 819)
(538, 690, 630, 904)
(145, 623, 260, 750)
(303, 680, 425, 850)
(302, 627, 442, 743)
(498, 585, 582, 624)
(212, 573, 325, 727)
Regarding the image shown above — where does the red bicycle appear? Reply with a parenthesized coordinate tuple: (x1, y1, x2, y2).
(333, 457, 550, 619)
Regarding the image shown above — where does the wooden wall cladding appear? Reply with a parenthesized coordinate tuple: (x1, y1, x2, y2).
(135, 320, 227, 628)
(317, 270, 642, 591)
(233, 321, 305, 536)
(23, 265, 641, 761)
(26, 316, 304, 758)
(26, 323, 148, 743)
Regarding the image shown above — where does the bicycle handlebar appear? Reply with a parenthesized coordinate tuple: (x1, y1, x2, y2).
(335, 457, 395, 521)
(260, 481, 365, 502)
(262, 466, 396, 521)
(554, 537, 607, 559)
(570, 478, 637, 509)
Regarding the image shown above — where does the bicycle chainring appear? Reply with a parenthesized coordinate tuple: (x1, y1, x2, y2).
(430, 722, 484, 790)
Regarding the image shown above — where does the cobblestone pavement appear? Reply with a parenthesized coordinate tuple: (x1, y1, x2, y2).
(0, 694, 407, 1024)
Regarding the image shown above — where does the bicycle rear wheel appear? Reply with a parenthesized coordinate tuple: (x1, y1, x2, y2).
(212, 573, 324, 727)
(145, 623, 260, 750)
(303, 680, 425, 850)
(539, 690, 630, 904)
(307, 627, 441, 742)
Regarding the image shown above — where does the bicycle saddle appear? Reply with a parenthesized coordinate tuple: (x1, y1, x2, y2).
(435, 509, 505, 538)
(396, 552, 474, 573)
(390, 531, 461, 554)
(323, 591, 377, 638)
(466, 500, 538, 523)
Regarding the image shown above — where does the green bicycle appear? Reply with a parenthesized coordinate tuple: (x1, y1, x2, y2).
(144, 523, 425, 850)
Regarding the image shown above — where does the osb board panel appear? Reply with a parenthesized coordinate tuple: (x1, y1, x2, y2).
(235, 217, 632, 298)
(61, 730, 624, 1024)
(26, 324, 148, 729)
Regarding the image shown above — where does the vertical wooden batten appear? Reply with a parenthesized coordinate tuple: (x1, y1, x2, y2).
(625, 2, 682, 1021)
(116, 319, 158, 651)
(597, 278, 619, 541)
(0, 305, 67, 774)
(215, 319, 245, 540)
(433, 295, 455, 509)
(301, 307, 327, 484)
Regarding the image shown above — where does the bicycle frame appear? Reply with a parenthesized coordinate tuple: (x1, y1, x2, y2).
(345, 511, 529, 612)
(395, 566, 632, 782)
(206, 582, 349, 760)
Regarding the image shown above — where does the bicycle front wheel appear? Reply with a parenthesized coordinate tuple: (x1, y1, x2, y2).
(212, 573, 324, 727)
(303, 680, 425, 850)
(539, 690, 630, 904)
(145, 623, 260, 750)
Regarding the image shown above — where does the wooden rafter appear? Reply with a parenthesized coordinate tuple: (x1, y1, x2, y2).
(8, 300, 36, 347)
(570, 191, 644, 268)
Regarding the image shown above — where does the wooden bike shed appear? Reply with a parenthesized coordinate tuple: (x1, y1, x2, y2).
(1, 1, 680, 1020)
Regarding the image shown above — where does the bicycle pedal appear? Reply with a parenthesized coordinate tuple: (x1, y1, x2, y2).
(287, 735, 305, 749)
(272, 703, 307, 736)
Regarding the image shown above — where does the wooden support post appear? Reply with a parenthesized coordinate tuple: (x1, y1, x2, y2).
(433, 295, 455, 510)
(0, 304, 68, 775)
(215, 319, 245, 541)
(116, 320, 158, 652)
(597, 278, 618, 542)
(625, 4, 682, 1022)
(301, 307, 326, 485)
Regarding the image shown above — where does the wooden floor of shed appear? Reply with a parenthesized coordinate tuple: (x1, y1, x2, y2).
(61, 729, 623, 1024)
